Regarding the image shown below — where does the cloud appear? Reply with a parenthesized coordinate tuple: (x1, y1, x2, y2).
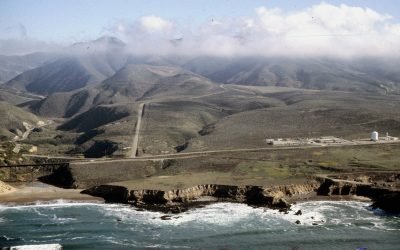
(139, 15, 173, 33)
(106, 3, 400, 58)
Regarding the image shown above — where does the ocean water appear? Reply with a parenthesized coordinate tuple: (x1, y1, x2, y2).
(0, 200, 399, 249)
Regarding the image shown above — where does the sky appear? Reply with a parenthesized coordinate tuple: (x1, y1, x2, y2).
(1, 0, 400, 57)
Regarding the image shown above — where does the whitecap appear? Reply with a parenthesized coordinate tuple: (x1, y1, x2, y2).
(9, 244, 62, 250)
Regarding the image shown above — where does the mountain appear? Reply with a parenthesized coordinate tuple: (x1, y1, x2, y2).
(0, 52, 55, 83)
(95, 64, 221, 104)
(29, 64, 217, 119)
(24, 64, 226, 156)
(3, 35, 400, 157)
(5, 36, 129, 95)
(70, 36, 126, 52)
(183, 57, 400, 94)
(94, 64, 185, 104)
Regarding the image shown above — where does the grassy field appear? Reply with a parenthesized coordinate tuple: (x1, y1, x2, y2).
(109, 143, 400, 191)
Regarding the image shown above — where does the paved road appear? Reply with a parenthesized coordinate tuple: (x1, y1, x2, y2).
(23, 139, 400, 165)
(72, 140, 400, 165)
(131, 103, 145, 158)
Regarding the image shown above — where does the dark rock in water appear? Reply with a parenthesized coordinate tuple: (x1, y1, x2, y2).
(312, 223, 318, 226)
(116, 218, 122, 222)
(279, 207, 289, 213)
(371, 192, 400, 213)
(295, 220, 301, 224)
(295, 210, 302, 216)
(160, 215, 172, 220)
(311, 216, 314, 219)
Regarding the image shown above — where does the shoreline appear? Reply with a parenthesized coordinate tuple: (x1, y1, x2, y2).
(1, 172, 397, 214)
(0, 182, 103, 204)
(0, 181, 370, 208)
(0, 192, 373, 210)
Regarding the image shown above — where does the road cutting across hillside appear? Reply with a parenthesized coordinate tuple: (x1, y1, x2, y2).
(131, 103, 145, 158)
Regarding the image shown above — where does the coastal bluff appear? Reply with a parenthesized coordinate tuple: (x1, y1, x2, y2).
(316, 172, 400, 213)
(81, 172, 400, 213)
(82, 183, 319, 212)
(38, 158, 400, 213)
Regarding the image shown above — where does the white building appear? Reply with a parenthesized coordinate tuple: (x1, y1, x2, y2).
(371, 131, 379, 141)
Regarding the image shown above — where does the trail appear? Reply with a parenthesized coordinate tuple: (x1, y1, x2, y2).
(131, 103, 145, 158)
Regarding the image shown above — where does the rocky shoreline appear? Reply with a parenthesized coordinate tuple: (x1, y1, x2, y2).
(81, 172, 400, 214)
(82, 182, 319, 213)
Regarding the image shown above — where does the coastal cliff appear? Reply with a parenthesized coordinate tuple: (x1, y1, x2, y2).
(316, 172, 400, 213)
(82, 182, 319, 212)
(81, 172, 400, 213)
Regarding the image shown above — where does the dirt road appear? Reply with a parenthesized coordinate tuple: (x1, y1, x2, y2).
(131, 103, 145, 158)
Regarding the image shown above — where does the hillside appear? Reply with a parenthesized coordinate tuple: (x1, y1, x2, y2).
(29, 64, 215, 117)
(0, 101, 40, 140)
(186, 89, 400, 151)
(29, 88, 100, 118)
(94, 64, 188, 104)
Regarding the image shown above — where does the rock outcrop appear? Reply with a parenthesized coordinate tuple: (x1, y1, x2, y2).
(0, 181, 14, 194)
(371, 192, 400, 213)
(317, 172, 400, 213)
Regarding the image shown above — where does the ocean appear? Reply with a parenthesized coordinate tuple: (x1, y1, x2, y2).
(0, 200, 399, 249)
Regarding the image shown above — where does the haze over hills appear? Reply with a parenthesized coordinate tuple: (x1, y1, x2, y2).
(184, 57, 400, 94)
(4, 37, 129, 95)
(0, 52, 55, 83)
(3, 36, 400, 96)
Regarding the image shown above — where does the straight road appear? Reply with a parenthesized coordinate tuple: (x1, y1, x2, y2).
(131, 103, 145, 158)
(73, 139, 400, 164)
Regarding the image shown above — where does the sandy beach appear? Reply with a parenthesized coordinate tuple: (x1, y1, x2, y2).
(0, 181, 104, 204)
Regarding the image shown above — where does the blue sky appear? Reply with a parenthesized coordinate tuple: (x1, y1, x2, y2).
(1, 0, 399, 43)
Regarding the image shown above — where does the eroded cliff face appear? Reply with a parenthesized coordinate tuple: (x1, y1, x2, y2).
(81, 172, 400, 214)
(316, 172, 400, 213)
(82, 182, 319, 212)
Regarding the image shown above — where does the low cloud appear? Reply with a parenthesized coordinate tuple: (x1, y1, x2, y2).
(139, 16, 174, 33)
